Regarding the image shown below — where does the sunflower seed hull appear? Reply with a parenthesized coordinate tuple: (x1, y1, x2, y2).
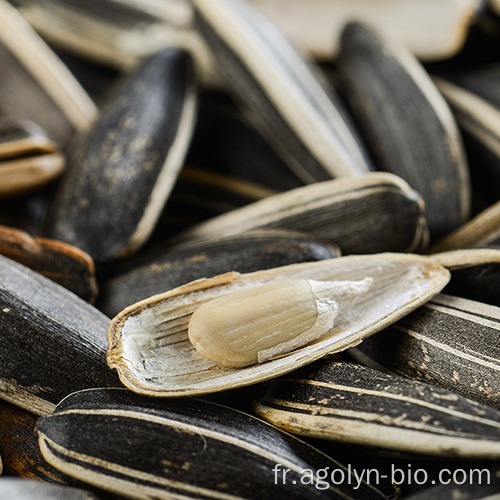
(254, 359, 500, 458)
(0, 255, 119, 415)
(36, 387, 386, 500)
(44, 47, 197, 263)
(193, 0, 372, 182)
(0, 118, 64, 197)
(338, 22, 470, 240)
(170, 172, 429, 254)
(0, 225, 97, 303)
(351, 293, 500, 409)
(107, 253, 449, 397)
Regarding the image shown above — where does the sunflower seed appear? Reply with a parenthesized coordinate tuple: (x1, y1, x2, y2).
(98, 231, 338, 318)
(430, 200, 500, 252)
(351, 293, 500, 409)
(434, 76, 500, 188)
(192, 0, 372, 182)
(169, 172, 429, 254)
(0, 118, 64, 198)
(338, 22, 470, 240)
(43, 47, 198, 263)
(0, 225, 97, 303)
(36, 387, 387, 499)
(253, 359, 500, 458)
(433, 247, 500, 306)
(0, 0, 96, 148)
(107, 253, 449, 397)
(188, 277, 373, 367)
(0, 254, 119, 416)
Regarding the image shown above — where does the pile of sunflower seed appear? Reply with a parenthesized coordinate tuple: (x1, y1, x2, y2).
(0, 0, 500, 498)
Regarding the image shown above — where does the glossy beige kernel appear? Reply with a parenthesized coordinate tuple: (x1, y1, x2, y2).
(188, 278, 372, 367)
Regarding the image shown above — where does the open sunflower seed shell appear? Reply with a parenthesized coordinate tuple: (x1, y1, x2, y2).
(338, 22, 470, 241)
(433, 247, 500, 307)
(43, 47, 198, 263)
(433, 76, 500, 187)
(107, 253, 449, 397)
(0, 118, 64, 197)
(0, 479, 99, 500)
(430, 200, 500, 252)
(98, 230, 338, 318)
(0, 225, 97, 303)
(192, 0, 373, 183)
(253, 359, 500, 459)
(0, 0, 96, 148)
(0, 254, 119, 416)
(36, 387, 388, 500)
(170, 172, 428, 254)
(351, 293, 500, 410)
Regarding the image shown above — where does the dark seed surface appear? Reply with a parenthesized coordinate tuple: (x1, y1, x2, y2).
(0, 254, 119, 415)
(44, 47, 197, 263)
(98, 231, 338, 317)
(37, 388, 387, 500)
(351, 293, 500, 410)
(338, 22, 470, 241)
(254, 359, 500, 458)
(193, 0, 372, 183)
(170, 172, 429, 255)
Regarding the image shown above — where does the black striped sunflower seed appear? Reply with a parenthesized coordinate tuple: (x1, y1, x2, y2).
(0, 118, 64, 197)
(44, 47, 198, 263)
(36, 387, 387, 500)
(351, 293, 500, 409)
(254, 359, 500, 458)
(0, 254, 119, 416)
(170, 172, 429, 255)
(192, 0, 372, 183)
(98, 230, 338, 318)
(338, 22, 470, 241)
(0, 225, 98, 303)
(434, 247, 500, 307)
